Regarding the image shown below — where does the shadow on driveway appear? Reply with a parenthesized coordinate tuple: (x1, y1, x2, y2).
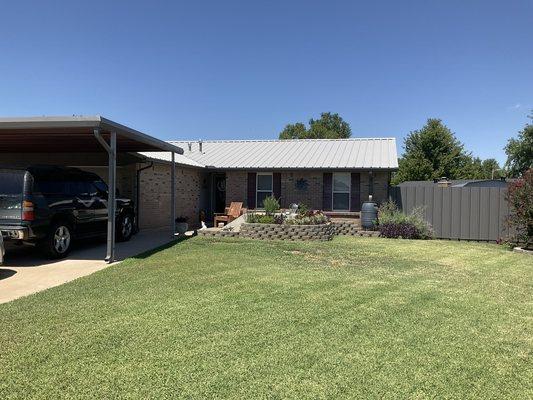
(0, 269, 17, 280)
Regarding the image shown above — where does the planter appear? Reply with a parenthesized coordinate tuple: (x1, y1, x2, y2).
(240, 222, 334, 241)
(175, 222, 189, 235)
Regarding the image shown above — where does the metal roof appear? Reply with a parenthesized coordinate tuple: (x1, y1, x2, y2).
(0, 116, 184, 154)
(140, 151, 205, 168)
(143, 138, 398, 170)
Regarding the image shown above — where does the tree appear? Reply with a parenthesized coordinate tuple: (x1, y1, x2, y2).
(279, 112, 351, 139)
(279, 123, 307, 140)
(465, 157, 502, 179)
(391, 119, 472, 184)
(506, 168, 533, 249)
(505, 113, 533, 177)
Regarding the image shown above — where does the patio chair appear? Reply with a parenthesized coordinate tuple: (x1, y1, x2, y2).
(213, 202, 244, 227)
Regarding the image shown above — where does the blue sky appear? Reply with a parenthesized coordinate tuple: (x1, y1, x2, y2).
(1, 1, 531, 164)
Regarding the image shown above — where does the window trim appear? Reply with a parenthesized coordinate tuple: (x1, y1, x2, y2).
(256, 172, 273, 209)
(332, 172, 351, 211)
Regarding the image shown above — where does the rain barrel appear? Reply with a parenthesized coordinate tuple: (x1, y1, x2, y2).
(361, 202, 378, 229)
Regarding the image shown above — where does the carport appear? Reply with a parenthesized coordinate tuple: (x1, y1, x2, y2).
(0, 116, 183, 263)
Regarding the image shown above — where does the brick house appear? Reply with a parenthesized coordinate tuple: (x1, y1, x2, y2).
(0, 116, 397, 231)
(141, 138, 398, 227)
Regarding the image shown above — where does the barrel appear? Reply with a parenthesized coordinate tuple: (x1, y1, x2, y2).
(361, 202, 378, 229)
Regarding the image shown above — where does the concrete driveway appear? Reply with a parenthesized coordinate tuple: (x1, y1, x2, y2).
(0, 229, 177, 304)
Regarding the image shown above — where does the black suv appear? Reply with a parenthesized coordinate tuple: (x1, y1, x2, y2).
(0, 166, 136, 258)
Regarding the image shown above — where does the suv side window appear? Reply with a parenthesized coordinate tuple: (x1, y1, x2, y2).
(35, 178, 66, 195)
(64, 174, 93, 197)
(92, 180, 108, 196)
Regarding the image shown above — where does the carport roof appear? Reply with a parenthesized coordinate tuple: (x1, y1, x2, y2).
(0, 116, 183, 154)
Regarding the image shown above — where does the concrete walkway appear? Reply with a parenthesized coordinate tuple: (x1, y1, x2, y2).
(0, 229, 177, 304)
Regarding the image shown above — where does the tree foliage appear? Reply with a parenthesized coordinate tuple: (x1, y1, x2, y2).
(505, 113, 533, 177)
(506, 168, 533, 249)
(278, 123, 307, 140)
(464, 157, 502, 180)
(392, 119, 472, 184)
(279, 112, 351, 139)
(392, 119, 504, 185)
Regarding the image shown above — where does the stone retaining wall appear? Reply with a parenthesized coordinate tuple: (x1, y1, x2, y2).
(198, 222, 379, 240)
(240, 223, 335, 241)
(332, 221, 362, 236)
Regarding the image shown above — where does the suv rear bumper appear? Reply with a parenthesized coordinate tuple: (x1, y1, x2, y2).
(0, 225, 30, 241)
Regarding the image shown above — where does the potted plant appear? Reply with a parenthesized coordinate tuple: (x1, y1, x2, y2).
(175, 216, 189, 235)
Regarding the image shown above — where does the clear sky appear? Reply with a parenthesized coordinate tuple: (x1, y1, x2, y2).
(1, 1, 531, 164)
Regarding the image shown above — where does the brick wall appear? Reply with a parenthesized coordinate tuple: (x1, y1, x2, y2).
(373, 171, 390, 205)
(225, 171, 248, 206)
(138, 163, 202, 230)
(360, 171, 389, 205)
(280, 171, 323, 209)
(223, 169, 391, 211)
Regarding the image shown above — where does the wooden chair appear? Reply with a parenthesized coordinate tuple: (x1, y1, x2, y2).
(213, 202, 244, 227)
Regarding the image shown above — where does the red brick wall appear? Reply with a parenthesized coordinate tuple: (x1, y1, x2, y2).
(138, 163, 202, 229)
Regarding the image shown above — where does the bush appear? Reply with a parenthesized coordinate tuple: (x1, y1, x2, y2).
(263, 196, 280, 216)
(506, 168, 533, 249)
(377, 200, 433, 239)
(246, 212, 283, 224)
(285, 210, 329, 225)
(296, 203, 309, 217)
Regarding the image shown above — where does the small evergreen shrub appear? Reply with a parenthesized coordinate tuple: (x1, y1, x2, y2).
(377, 200, 433, 239)
(263, 196, 280, 216)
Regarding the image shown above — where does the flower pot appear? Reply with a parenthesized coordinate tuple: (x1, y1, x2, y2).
(176, 222, 188, 235)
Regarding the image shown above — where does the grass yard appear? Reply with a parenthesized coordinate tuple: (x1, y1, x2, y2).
(0, 236, 531, 399)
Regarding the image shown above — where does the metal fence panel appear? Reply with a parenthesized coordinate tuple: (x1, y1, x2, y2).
(390, 186, 509, 242)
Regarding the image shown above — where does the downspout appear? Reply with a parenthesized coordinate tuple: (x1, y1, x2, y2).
(136, 161, 154, 232)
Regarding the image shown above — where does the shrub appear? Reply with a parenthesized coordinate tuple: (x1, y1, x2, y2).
(506, 168, 533, 249)
(286, 210, 329, 225)
(377, 200, 433, 239)
(246, 213, 280, 224)
(175, 216, 188, 223)
(263, 196, 280, 216)
(296, 203, 309, 217)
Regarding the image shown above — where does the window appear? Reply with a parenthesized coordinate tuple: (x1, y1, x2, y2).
(256, 173, 273, 208)
(92, 180, 108, 195)
(35, 180, 66, 195)
(65, 181, 92, 197)
(333, 173, 350, 210)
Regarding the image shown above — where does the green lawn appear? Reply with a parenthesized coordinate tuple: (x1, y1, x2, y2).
(0, 237, 531, 399)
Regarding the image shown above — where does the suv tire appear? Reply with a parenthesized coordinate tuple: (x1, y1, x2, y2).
(116, 213, 134, 242)
(40, 221, 73, 259)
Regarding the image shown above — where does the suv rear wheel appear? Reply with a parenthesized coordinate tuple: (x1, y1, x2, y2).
(116, 213, 134, 242)
(41, 221, 73, 259)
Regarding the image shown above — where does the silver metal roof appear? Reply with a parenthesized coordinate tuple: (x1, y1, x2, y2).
(142, 138, 398, 170)
(140, 151, 205, 168)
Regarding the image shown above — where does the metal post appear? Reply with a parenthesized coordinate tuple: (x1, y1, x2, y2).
(94, 129, 117, 263)
(171, 152, 176, 237)
(106, 131, 117, 262)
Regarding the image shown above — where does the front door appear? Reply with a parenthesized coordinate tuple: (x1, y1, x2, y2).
(213, 174, 226, 214)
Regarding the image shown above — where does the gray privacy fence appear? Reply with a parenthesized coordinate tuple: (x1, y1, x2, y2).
(389, 186, 510, 242)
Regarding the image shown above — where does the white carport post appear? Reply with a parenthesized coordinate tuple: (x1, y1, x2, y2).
(171, 152, 176, 237)
(94, 129, 117, 263)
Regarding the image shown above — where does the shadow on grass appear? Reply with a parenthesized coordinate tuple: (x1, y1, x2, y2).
(132, 234, 194, 260)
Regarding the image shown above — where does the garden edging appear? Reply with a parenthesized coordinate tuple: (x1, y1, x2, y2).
(198, 221, 379, 240)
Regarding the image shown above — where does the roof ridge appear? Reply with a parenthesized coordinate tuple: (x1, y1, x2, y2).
(168, 137, 396, 143)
